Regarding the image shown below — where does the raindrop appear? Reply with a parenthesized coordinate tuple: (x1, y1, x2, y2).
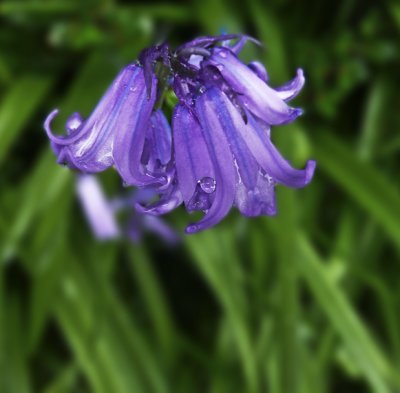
(199, 177, 216, 193)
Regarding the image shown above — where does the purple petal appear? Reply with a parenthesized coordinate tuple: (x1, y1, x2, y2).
(139, 47, 158, 98)
(138, 43, 170, 98)
(177, 34, 260, 55)
(255, 116, 271, 138)
(201, 89, 278, 217)
(113, 70, 165, 187)
(188, 54, 203, 68)
(229, 35, 261, 54)
(202, 88, 258, 190)
(149, 109, 172, 166)
(187, 87, 237, 233)
(141, 109, 172, 175)
(172, 76, 193, 107)
(142, 215, 180, 245)
(235, 171, 277, 217)
(238, 111, 316, 188)
(45, 64, 146, 173)
(203, 48, 302, 125)
(76, 175, 120, 240)
(172, 104, 215, 206)
(274, 68, 305, 101)
(176, 34, 244, 52)
(45, 109, 85, 146)
(248, 61, 269, 82)
(135, 182, 183, 216)
(131, 187, 160, 205)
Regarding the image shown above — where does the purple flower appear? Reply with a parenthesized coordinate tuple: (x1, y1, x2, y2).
(76, 175, 120, 240)
(76, 174, 179, 244)
(202, 47, 304, 125)
(45, 62, 166, 187)
(171, 86, 314, 233)
(45, 34, 316, 234)
(169, 36, 315, 232)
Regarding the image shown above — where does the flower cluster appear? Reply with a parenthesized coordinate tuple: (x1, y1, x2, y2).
(45, 34, 315, 233)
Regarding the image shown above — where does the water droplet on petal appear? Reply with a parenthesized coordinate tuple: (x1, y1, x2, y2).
(199, 86, 206, 94)
(199, 177, 216, 193)
(219, 51, 227, 58)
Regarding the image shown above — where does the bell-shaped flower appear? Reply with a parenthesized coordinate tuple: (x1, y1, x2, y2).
(172, 87, 315, 233)
(45, 63, 164, 188)
(202, 47, 304, 125)
(77, 174, 179, 244)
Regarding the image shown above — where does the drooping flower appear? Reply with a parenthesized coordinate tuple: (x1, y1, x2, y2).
(45, 34, 316, 234)
(167, 36, 315, 232)
(202, 46, 304, 125)
(170, 85, 314, 233)
(76, 174, 179, 244)
(45, 48, 170, 188)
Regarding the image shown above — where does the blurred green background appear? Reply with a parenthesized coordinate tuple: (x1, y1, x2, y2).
(1, 0, 400, 392)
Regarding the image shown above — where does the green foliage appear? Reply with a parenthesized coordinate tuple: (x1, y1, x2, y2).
(1, 0, 400, 392)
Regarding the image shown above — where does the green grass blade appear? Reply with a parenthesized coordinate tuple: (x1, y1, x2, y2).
(185, 228, 258, 392)
(127, 245, 176, 364)
(42, 363, 79, 393)
(0, 75, 53, 165)
(298, 235, 399, 392)
(358, 75, 390, 161)
(312, 131, 400, 249)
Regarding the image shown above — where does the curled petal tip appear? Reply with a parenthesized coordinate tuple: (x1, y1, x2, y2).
(275, 68, 306, 101)
(305, 160, 317, 184)
(46, 108, 59, 119)
(44, 109, 59, 139)
(286, 107, 304, 123)
(294, 108, 304, 116)
(272, 107, 304, 125)
(44, 108, 86, 146)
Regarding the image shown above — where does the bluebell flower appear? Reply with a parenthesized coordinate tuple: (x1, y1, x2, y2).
(202, 46, 305, 125)
(77, 174, 179, 244)
(168, 35, 315, 232)
(45, 54, 168, 188)
(45, 34, 316, 234)
(76, 174, 120, 240)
